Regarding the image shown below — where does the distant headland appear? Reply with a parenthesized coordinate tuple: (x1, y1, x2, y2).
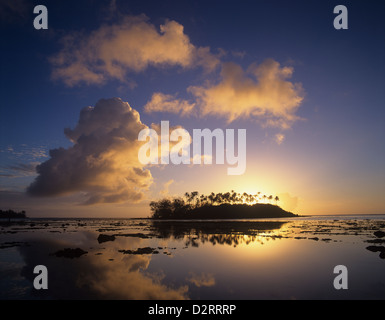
(0, 209, 27, 222)
(149, 191, 297, 219)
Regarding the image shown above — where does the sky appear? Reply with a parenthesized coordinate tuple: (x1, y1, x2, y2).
(0, 0, 384, 217)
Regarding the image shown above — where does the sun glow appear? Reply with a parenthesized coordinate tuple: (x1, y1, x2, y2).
(220, 181, 279, 205)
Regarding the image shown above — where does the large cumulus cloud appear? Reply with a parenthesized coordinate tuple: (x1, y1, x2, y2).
(27, 98, 153, 205)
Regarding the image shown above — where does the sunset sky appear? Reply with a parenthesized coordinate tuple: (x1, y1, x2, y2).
(0, 0, 384, 217)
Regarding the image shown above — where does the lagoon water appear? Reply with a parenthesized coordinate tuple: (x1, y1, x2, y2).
(1, 215, 384, 300)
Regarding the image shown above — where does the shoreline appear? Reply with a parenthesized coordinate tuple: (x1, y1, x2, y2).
(3, 213, 385, 222)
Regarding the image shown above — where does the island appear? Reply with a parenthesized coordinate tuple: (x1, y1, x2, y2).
(149, 191, 297, 219)
(0, 209, 27, 222)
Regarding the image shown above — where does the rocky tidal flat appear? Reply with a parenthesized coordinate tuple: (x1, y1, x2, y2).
(1, 216, 384, 299)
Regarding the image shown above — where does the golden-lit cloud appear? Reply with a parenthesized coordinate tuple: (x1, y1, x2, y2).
(18, 234, 188, 299)
(27, 98, 153, 205)
(160, 179, 175, 197)
(84, 260, 188, 299)
(144, 59, 304, 129)
(81, 245, 188, 299)
(144, 92, 196, 116)
(187, 272, 216, 287)
(51, 15, 220, 86)
(143, 122, 192, 165)
(26, 98, 195, 205)
(188, 59, 304, 129)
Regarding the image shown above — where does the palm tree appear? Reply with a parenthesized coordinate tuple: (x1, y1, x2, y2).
(215, 192, 224, 205)
(274, 196, 280, 206)
(200, 194, 206, 206)
(230, 190, 237, 204)
(223, 192, 231, 205)
(208, 192, 215, 205)
(268, 195, 273, 204)
(190, 191, 199, 207)
(184, 192, 190, 205)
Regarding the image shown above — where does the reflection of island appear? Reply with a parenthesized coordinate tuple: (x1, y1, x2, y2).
(150, 220, 287, 247)
(150, 191, 297, 219)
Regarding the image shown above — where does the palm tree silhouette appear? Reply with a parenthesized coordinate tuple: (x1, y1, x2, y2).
(149, 190, 294, 219)
(223, 192, 231, 204)
(274, 196, 279, 206)
(184, 192, 192, 207)
(199, 194, 205, 206)
(208, 192, 215, 205)
(190, 191, 199, 207)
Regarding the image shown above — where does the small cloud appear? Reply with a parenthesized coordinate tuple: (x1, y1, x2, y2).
(4, 162, 39, 177)
(231, 50, 246, 59)
(160, 179, 174, 197)
(144, 92, 196, 116)
(0, 173, 15, 178)
(274, 133, 285, 145)
(0, 144, 48, 161)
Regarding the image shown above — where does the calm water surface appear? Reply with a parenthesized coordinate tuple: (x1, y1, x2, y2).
(1, 215, 384, 299)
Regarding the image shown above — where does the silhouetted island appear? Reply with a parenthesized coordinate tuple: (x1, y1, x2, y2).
(149, 191, 297, 219)
(0, 209, 27, 222)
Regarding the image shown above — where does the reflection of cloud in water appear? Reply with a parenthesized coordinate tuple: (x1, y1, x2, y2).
(187, 272, 215, 287)
(18, 235, 188, 299)
(4, 218, 385, 300)
(78, 256, 188, 299)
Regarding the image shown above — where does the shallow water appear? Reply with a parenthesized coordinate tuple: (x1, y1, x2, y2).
(1, 216, 384, 300)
